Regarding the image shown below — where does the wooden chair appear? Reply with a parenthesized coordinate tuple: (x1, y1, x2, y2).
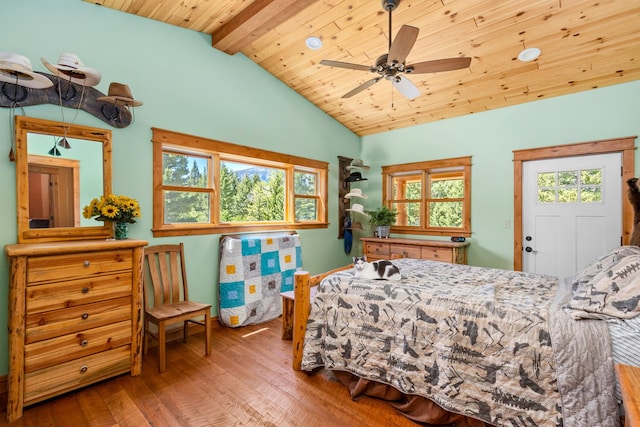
(143, 243, 212, 372)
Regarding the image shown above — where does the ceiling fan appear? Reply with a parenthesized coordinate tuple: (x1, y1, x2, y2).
(320, 0, 471, 100)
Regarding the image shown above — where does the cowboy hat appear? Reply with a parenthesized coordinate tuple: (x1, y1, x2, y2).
(41, 53, 101, 86)
(345, 203, 369, 216)
(97, 82, 143, 107)
(345, 172, 367, 182)
(348, 221, 364, 231)
(346, 159, 370, 170)
(344, 188, 367, 199)
(0, 52, 52, 89)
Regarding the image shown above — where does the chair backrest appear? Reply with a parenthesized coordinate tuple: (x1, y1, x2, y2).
(143, 243, 189, 310)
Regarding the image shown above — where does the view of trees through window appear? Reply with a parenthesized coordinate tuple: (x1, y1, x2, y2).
(220, 162, 285, 222)
(537, 168, 602, 203)
(163, 152, 210, 223)
(382, 157, 471, 237)
(153, 128, 328, 236)
(162, 153, 319, 224)
(391, 172, 464, 228)
(429, 176, 464, 228)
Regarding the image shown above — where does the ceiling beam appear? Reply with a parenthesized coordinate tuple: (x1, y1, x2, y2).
(212, 0, 319, 55)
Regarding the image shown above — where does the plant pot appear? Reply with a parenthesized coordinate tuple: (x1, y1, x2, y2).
(376, 225, 391, 238)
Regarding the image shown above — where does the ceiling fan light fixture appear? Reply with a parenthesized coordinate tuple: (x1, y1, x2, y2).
(518, 47, 541, 62)
(305, 36, 323, 50)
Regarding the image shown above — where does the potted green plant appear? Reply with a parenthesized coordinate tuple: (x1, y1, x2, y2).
(367, 206, 398, 238)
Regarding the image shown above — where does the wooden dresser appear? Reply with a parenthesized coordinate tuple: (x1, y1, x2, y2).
(360, 237, 469, 265)
(4, 239, 147, 422)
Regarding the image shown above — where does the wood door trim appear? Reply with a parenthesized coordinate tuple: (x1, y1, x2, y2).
(513, 136, 637, 271)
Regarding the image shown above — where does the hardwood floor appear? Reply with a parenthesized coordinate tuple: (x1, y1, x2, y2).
(0, 318, 422, 427)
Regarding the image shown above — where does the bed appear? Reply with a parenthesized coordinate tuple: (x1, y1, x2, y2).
(292, 246, 640, 427)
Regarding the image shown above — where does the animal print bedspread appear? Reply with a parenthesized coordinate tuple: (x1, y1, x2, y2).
(301, 258, 617, 427)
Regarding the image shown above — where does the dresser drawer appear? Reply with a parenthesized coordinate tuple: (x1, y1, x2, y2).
(26, 272, 132, 314)
(26, 297, 132, 344)
(27, 250, 133, 284)
(24, 345, 131, 406)
(421, 247, 454, 263)
(365, 242, 390, 259)
(25, 320, 132, 373)
(390, 244, 421, 259)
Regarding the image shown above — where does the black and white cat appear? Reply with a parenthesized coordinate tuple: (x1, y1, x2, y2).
(353, 255, 401, 281)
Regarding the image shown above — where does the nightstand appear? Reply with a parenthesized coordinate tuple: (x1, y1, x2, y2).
(616, 364, 640, 427)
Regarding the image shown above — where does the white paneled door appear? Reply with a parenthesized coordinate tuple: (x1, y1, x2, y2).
(522, 153, 622, 278)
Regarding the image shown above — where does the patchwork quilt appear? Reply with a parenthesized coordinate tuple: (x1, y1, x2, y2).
(218, 233, 302, 327)
(302, 258, 618, 427)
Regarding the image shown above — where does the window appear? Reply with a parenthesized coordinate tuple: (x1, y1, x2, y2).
(537, 168, 603, 203)
(382, 157, 471, 237)
(152, 128, 328, 237)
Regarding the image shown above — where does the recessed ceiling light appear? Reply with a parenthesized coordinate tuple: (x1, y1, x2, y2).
(305, 36, 323, 50)
(518, 47, 541, 62)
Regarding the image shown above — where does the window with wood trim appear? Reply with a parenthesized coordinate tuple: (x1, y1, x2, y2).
(382, 156, 472, 237)
(151, 128, 328, 237)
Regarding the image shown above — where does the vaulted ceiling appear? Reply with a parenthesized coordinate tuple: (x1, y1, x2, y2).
(86, 0, 640, 136)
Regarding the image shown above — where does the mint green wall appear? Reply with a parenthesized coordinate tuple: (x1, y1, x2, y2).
(360, 81, 640, 269)
(0, 0, 359, 376)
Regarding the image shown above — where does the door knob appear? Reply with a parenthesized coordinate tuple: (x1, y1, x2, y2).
(525, 246, 537, 253)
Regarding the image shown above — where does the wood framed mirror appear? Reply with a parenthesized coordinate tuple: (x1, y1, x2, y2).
(15, 115, 113, 243)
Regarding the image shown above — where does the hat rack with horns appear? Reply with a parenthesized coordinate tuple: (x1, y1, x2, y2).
(0, 52, 142, 129)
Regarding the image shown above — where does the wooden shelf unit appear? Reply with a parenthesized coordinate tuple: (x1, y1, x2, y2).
(360, 237, 469, 265)
(4, 239, 147, 422)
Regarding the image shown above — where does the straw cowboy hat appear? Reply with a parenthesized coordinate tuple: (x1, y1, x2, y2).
(0, 52, 52, 89)
(345, 203, 369, 216)
(344, 188, 367, 199)
(346, 159, 370, 170)
(41, 53, 101, 86)
(97, 82, 143, 107)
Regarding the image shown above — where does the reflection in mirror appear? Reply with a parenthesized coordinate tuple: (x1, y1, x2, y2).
(27, 134, 103, 228)
(15, 116, 113, 243)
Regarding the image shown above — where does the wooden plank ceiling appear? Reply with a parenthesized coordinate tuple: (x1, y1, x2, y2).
(87, 0, 640, 136)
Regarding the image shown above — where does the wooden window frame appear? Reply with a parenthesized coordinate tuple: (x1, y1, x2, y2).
(382, 156, 472, 237)
(151, 128, 328, 237)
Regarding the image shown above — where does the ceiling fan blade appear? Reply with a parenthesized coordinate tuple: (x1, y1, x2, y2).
(341, 77, 382, 98)
(405, 57, 471, 74)
(392, 75, 420, 100)
(320, 60, 372, 72)
(388, 25, 419, 66)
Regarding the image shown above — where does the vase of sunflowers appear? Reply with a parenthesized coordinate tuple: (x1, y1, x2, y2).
(83, 194, 141, 240)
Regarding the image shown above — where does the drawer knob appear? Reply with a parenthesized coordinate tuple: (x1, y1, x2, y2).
(80, 339, 88, 347)
(82, 287, 90, 294)
(83, 261, 90, 267)
(80, 366, 88, 374)
(81, 313, 89, 320)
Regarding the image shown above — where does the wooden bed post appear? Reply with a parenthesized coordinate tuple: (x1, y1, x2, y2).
(293, 271, 311, 370)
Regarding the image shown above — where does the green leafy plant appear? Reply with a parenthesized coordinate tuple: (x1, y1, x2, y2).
(367, 206, 398, 226)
